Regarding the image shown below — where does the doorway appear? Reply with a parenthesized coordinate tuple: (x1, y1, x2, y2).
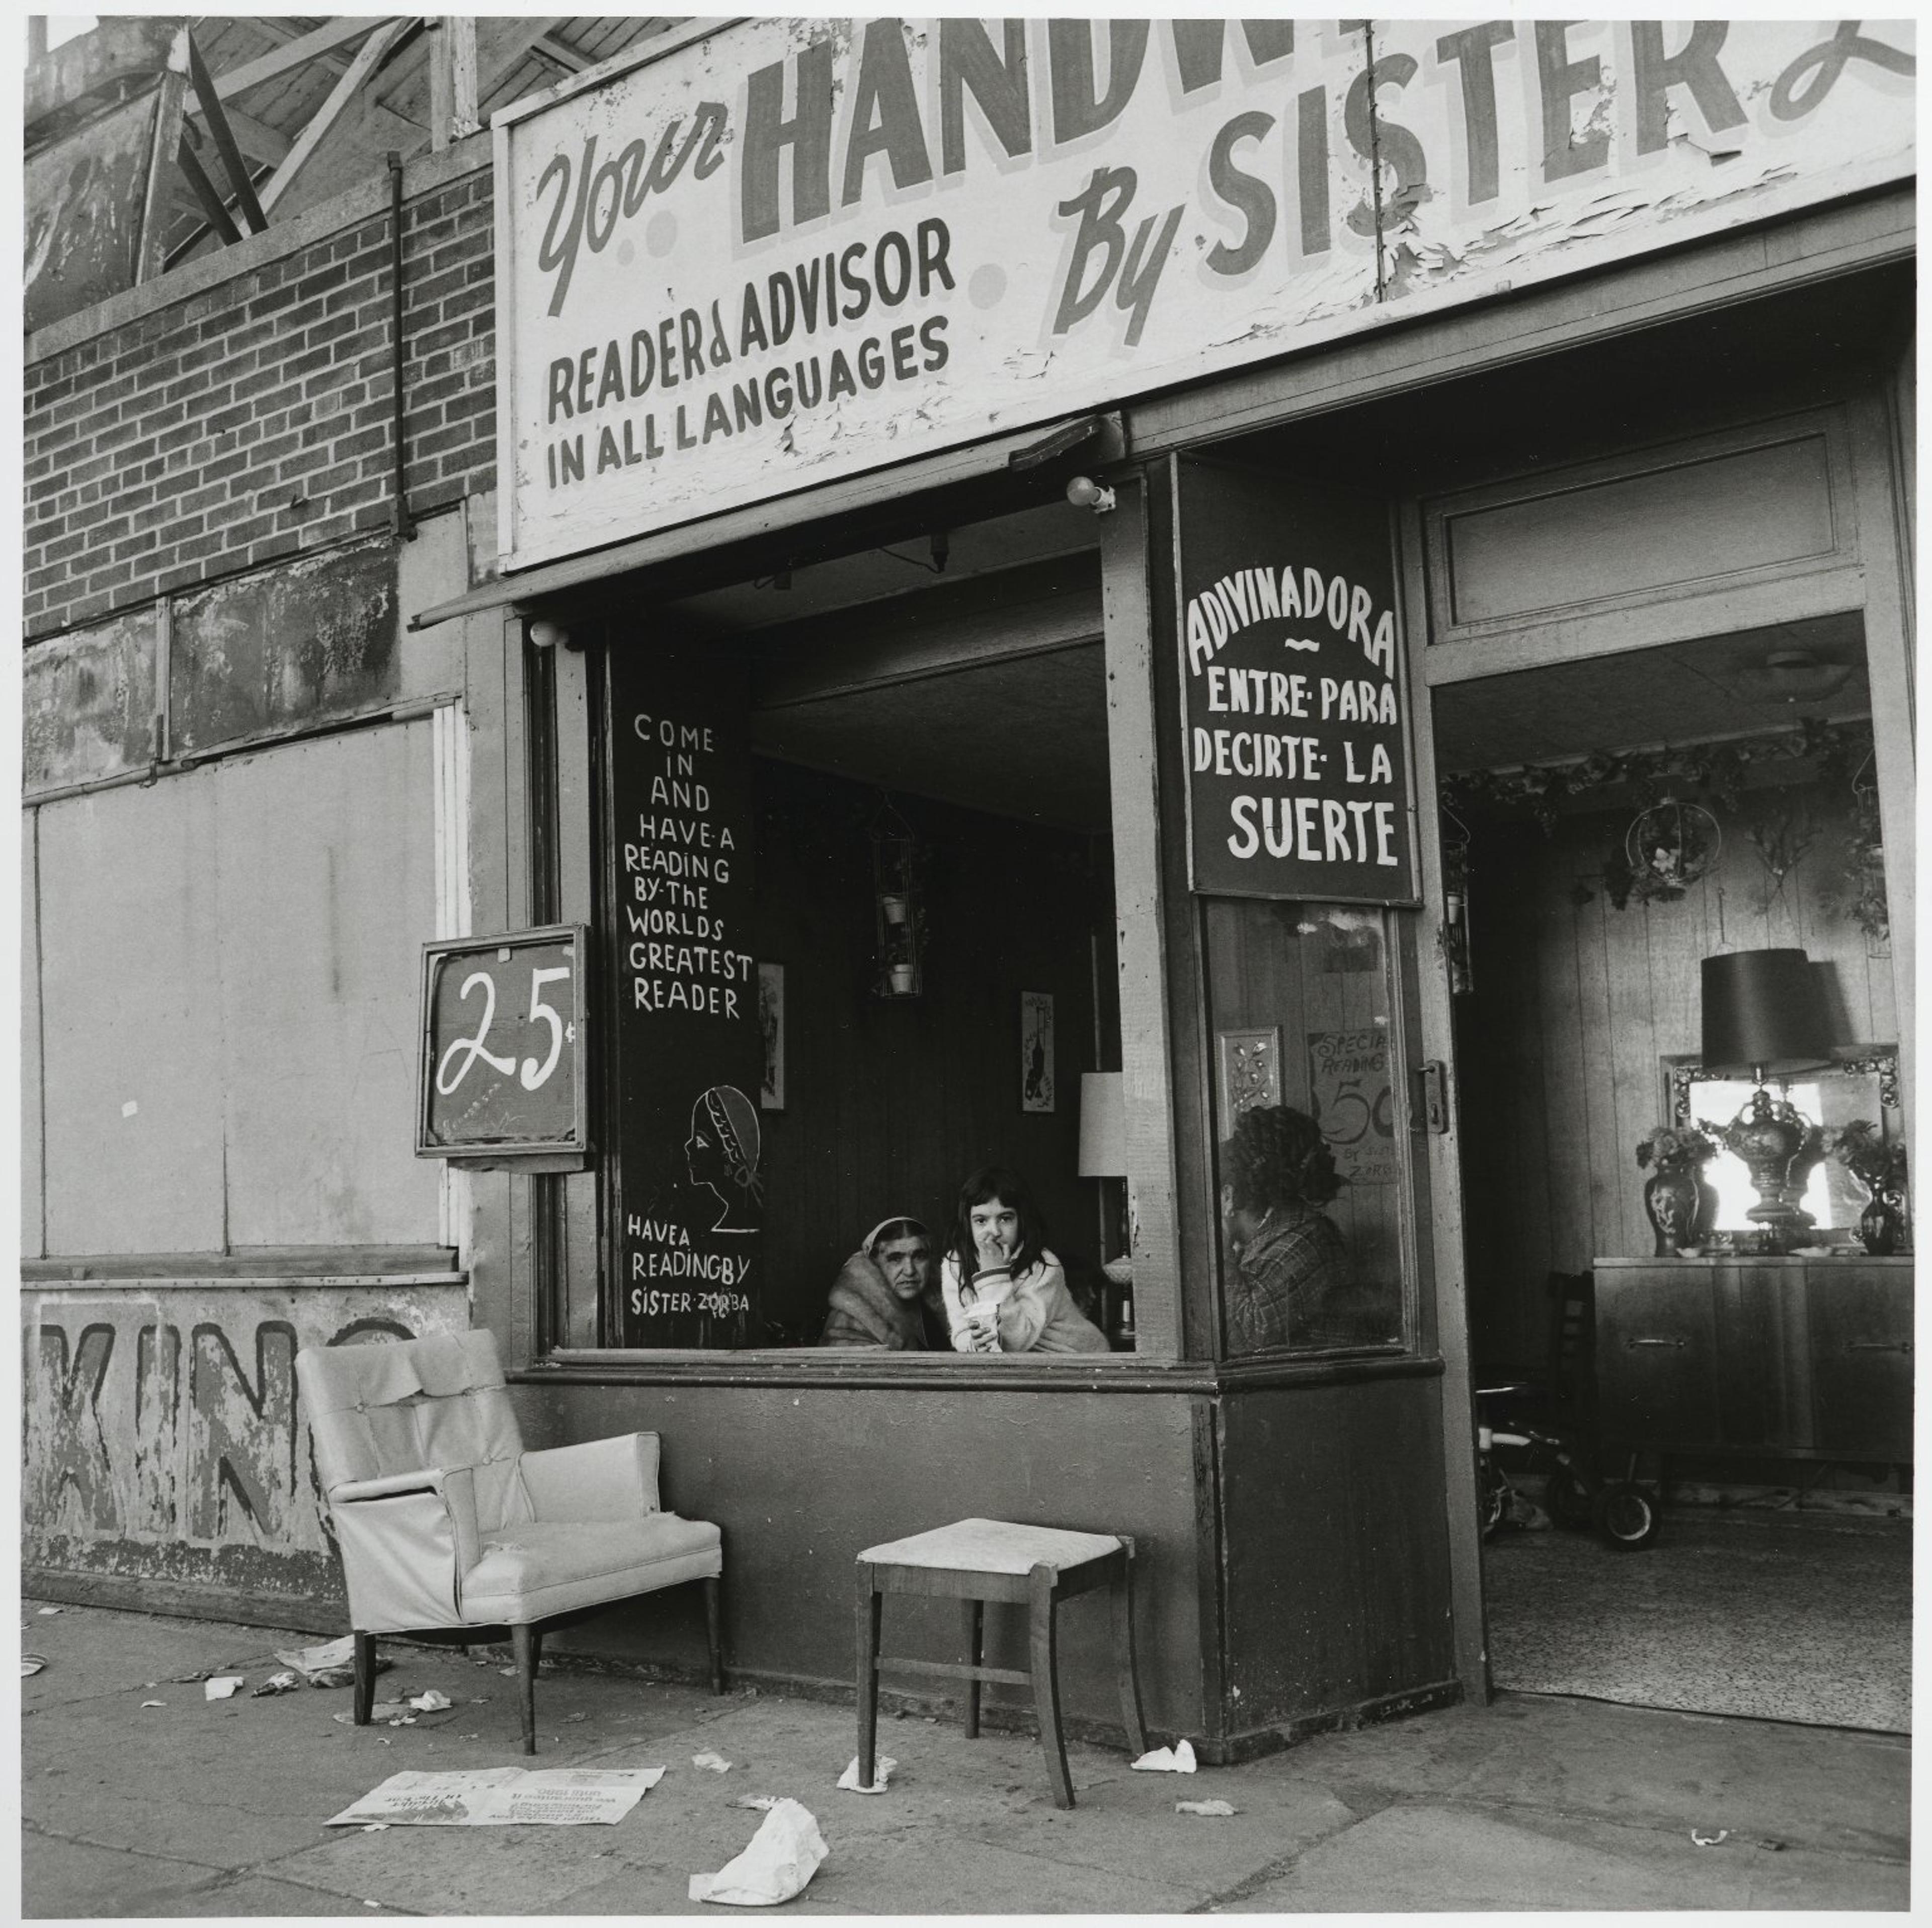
(1435, 623, 1910, 1735)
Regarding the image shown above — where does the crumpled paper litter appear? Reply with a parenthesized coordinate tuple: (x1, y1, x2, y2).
(837, 1754, 895, 1794)
(688, 1798, 828, 1906)
(204, 1676, 244, 1701)
(1132, 1739, 1197, 1773)
(1177, 1798, 1236, 1816)
(691, 1749, 732, 1773)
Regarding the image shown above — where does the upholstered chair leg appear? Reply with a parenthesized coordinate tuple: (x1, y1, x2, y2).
(352, 1632, 376, 1726)
(703, 1575, 725, 1695)
(512, 1623, 538, 1756)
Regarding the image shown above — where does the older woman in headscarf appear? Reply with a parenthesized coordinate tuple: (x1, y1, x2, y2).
(819, 1216, 944, 1349)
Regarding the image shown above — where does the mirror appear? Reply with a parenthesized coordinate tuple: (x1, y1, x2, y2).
(1664, 1047, 1902, 1236)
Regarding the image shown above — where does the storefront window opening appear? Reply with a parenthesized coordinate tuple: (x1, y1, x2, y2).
(1204, 899, 1409, 1358)
(585, 506, 1141, 1360)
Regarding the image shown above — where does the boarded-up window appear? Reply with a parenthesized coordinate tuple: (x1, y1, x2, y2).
(30, 719, 441, 1254)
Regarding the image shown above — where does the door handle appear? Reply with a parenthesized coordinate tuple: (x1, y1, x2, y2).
(1627, 1337, 1687, 1349)
(1847, 1340, 1912, 1354)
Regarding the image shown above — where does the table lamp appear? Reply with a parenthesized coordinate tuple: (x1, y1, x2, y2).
(1078, 1072, 1134, 1334)
(1700, 948, 1831, 1249)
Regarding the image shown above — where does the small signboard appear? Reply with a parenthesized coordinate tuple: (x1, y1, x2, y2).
(417, 926, 589, 1165)
(1175, 456, 1417, 904)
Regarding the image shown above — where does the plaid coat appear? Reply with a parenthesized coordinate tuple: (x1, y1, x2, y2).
(1227, 1204, 1353, 1353)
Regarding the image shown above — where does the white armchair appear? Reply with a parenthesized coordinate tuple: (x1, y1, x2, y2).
(296, 1328, 722, 1752)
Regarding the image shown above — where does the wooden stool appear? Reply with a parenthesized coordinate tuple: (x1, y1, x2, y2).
(855, 1518, 1148, 1809)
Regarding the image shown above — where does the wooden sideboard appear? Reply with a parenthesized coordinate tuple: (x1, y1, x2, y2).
(1594, 1255, 1914, 1465)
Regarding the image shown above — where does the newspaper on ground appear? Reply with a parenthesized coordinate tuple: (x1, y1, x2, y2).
(204, 1676, 244, 1701)
(1131, 1739, 1197, 1773)
(688, 1798, 827, 1906)
(836, 1754, 895, 1794)
(276, 1636, 356, 1675)
(327, 1767, 666, 1828)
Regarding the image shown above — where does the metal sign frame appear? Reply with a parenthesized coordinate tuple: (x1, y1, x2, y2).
(415, 923, 592, 1166)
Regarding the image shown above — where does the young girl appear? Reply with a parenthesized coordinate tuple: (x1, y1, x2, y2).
(939, 1165, 1108, 1356)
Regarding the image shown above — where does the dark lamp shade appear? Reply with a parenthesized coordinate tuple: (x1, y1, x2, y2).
(1701, 949, 1831, 1074)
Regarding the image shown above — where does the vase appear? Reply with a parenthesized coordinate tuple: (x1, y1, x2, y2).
(1858, 1190, 1904, 1257)
(1643, 1166, 1700, 1256)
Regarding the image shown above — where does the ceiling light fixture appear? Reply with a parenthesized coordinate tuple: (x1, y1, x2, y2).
(1753, 648, 1854, 703)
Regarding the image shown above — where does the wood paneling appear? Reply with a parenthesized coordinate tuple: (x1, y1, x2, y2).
(22, 813, 46, 1260)
(215, 724, 443, 1247)
(1442, 435, 1837, 627)
(34, 721, 442, 1259)
(39, 774, 228, 1254)
(748, 759, 1116, 1345)
(1217, 1377, 1455, 1730)
(1455, 782, 1896, 1378)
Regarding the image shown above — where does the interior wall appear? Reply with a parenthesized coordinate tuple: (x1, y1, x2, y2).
(749, 758, 1117, 1344)
(1454, 782, 1896, 1378)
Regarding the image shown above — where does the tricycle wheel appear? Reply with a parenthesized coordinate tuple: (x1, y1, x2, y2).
(1479, 1459, 1511, 1541)
(1594, 1482, 1660, 1551)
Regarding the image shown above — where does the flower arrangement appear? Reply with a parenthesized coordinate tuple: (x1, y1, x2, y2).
(1824, 1120, 1906, 1197)
(1635, 1125, 1719, 1172)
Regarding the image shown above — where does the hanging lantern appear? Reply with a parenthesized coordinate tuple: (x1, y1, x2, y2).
(1624, 795, 1721, 895)
(870, 796, 924, 998)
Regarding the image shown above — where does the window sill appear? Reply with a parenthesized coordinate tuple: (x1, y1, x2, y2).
(510, 1347, 1440, 1394)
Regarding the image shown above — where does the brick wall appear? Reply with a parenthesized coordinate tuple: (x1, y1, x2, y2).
(24, 161, 495, 641)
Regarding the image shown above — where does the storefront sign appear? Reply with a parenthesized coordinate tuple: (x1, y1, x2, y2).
(496, 18, 1915, 569)
(1175, 456, 1415, 903)
(606, 646, 763, 1348)
(417, 927, 588, 1161)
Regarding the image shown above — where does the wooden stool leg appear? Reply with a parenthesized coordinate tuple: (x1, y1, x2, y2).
(512, 1623, 538, 1756)
(1111, 1540, 1148, 1759)
(961, 1599, 984, 1738)
(703, 1574, 725, 1695)
(1027, 1564, 1073, 1810)
(352, 1631, 376, 1726)
(855, 1565, 881, 1789)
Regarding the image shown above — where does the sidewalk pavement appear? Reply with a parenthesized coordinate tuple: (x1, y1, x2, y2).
(22, 1600, 1909, 1916)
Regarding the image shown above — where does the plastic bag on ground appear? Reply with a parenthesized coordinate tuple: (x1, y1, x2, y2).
(688, 1798, 828, 1906)
(1131, 1738, 1197, 1773)
(837, 1755, 895, 1794)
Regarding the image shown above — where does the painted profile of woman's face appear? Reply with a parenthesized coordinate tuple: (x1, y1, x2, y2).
(686, 1103, 726, 1189)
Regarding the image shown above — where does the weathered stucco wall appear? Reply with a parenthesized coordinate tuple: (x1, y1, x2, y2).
(23, 1282, 468, 1612)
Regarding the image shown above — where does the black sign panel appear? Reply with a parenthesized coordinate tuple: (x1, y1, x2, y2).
(1175, 457, 1417, 903)
(418, 926, 588, 1161)
(605, 644, 763, 1348)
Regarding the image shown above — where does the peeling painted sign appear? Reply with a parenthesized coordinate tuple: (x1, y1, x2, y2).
(497, 17, 1915, 568)
(23, 609, 159, 795)
(23, 1289, 464, 1602)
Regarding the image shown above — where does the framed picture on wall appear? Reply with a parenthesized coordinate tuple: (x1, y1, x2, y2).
(758, 963, 785, 1110)
(1020, 991, 1055, 1112)
(1216, 1026, 1282, 1140)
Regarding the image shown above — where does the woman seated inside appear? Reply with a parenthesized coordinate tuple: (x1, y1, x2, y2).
(1220, 1103, 1360, 1353)
(819, 1216, 944, 1349)
(939, 1165, 1108, 1355)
